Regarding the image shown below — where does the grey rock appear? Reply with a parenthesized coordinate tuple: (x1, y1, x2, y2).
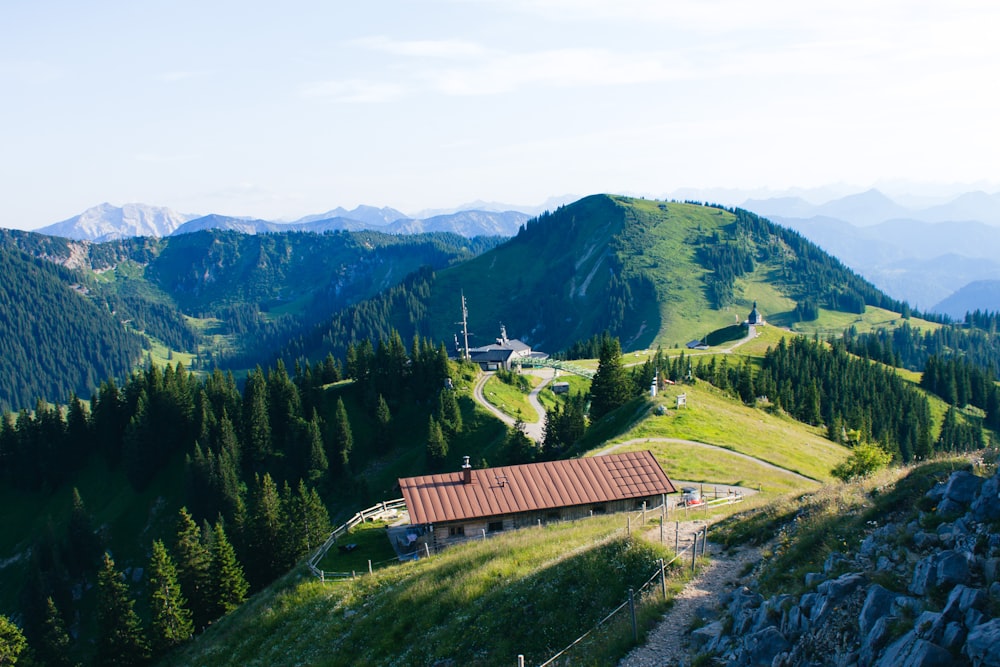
(966, 608, 986, 629)
(691, 620, 723, 648)
(743, 626, 790, 667)
(936, 550, 971, 588)
(804, 572, 825, 588)
(984, 557, 1000, 584)
(971, 475, 1000, 522)
(910, 554, 938, 595)
(935, 498, 965, 516)
(941, 621, 965, 652)
(892, 594, 924, 617)
(860, 584, 896, 638)
(991, 581, 1000, 601)
(781, 603, 809, 639)
(860, 616, 894, 667)
(942, 470, 984, 505)
(817, 572, 866, 601)
(945, 583, 985, 614)
(965, 618, 1000, 666)
(824, 551, 849, 574)
(913, 610, 943, 643)
(912, 531, 940, 550)
(875, 631, 952, 667)
(925, 482, 947, 503)
(798, 592, 818, 614)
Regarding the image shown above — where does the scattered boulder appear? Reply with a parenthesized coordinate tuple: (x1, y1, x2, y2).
(965, 618, 1000, 666)
(944, 471, 985, 506)
(859, 584, 896, 638)
(743, 626, 791, 666)
(875, 631, 952, 667)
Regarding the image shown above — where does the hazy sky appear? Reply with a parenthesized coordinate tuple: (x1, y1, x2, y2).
(3, 0, 999, 229)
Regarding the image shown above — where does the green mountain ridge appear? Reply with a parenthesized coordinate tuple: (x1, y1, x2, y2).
(280, 195, 911, 363)
(0, 228, 501, 411)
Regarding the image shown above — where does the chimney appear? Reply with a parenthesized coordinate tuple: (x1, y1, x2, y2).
(462, 455, 472, 484)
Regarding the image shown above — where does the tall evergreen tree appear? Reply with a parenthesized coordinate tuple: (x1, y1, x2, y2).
(425, 416, 449, 470)
(173, 508, 212, 631)
(244, 473, 284, 588)
(589, 335, 631, 421)
(65, 487, 102, 578)
(329, 397, 353, 474)
(241, 367, 271, 470)
(95, 553, 150, 667)
(147, 540, 193, 654)
(209, 522, 248, 618)
(37, 596, 74, 667)
(374, 394, 392, 454)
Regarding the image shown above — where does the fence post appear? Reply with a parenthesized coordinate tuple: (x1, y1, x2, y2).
(659, 558, 667, 600)
(691, 533, 697, 573)
(629, 588, 638, 644)
(659, 520, 664, 545)
(518, 655, 525, 667)
(424, 543, 431, 559)
(642, 502, 646, 525)
(702, 528, 709, 558)
(627, 515, 631, 536)
(368, 560, 373, 575)
(482, 529, 487, 540)
(675, 521, 679, 552)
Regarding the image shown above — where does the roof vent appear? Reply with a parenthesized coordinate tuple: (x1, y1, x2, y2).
(462, 455, 472, 484)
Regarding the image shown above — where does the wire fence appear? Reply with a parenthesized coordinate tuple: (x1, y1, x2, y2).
(532, 508, 715, 667)
(307, 498, 407, 580)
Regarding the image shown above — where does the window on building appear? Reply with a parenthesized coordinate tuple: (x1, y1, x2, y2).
(487, 521, 504, 533)
(448, 525, 465, 537)
(591, 504, 607, 515)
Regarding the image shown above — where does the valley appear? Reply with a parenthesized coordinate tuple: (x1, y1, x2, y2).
(0, 194, 997, 665)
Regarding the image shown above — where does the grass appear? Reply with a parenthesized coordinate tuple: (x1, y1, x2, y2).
(482, 374, 538, 423)
(593, 381, 849, 484)
(535, 373, 591, 413)
(163, 512, 695, 667)
(316, 520, 399, 574)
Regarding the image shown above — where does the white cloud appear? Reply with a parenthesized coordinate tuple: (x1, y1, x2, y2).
(299, 78, 407, 103)
(350, 36, 487, 58)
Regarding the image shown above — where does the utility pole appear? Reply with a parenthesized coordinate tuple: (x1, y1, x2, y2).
(458, 291, 471, 361)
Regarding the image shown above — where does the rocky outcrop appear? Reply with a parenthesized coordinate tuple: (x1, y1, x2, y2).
(698, 467, 1000, 666)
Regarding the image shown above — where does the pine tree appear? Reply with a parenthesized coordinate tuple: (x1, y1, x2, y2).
(330, 397, 353, 474)
(374, 394, 392, 454)
(37, 596, 74, 667)
(173, 508, 212, 631)
(96, 553, 150, 667)
(209, 521, 248, 618)
(425, 416, 449, 470)
(148, 540, 193, 654)
(65, 487, 102, 578)
(241, 367, 271, 470)
(244, 473, 284, 588)
(437, 389, 463, 436)
(589, 335, 631, 421)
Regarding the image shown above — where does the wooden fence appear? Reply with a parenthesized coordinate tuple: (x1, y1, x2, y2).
(307, 498, 407, 580)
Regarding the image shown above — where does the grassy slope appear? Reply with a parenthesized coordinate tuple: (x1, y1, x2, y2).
(162, 515, 686, 667)
(586, 380, 849, 487)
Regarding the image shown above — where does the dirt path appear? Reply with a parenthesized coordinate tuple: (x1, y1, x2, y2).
(472, 370, 551, 442)
(619, 535, 762, 667)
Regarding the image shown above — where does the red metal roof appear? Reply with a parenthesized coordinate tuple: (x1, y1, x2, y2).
(399, 451, 676, 525)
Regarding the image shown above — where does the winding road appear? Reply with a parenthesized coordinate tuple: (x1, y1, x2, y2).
(472, 369, 555, 442)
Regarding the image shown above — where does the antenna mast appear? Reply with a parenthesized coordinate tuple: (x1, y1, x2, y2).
(460, 291, 471, 361)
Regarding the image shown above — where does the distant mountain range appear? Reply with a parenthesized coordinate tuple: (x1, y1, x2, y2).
(35, 203, 532, 242)
(740, 189, 1000, 314)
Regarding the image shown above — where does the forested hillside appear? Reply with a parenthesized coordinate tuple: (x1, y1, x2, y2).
(0, 245, 143, 411)
(0, 229, 501, 412)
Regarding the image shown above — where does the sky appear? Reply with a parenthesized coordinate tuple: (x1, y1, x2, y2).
(3, 0, 1000, 230)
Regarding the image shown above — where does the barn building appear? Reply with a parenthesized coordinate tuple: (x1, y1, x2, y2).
(397, 451, 676, 552)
